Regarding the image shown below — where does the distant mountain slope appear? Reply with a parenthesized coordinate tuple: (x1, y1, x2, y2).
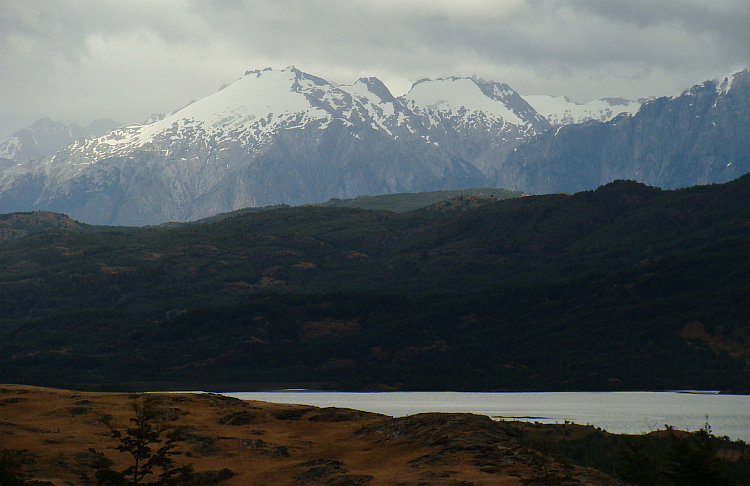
(500, 68, 750, 194)
(0, 175, 748, 391)
(2, 68, 749, 224)
(0, 117, 121, 161)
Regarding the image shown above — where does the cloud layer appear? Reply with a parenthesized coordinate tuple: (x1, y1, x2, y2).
(1, 0, 748, 138)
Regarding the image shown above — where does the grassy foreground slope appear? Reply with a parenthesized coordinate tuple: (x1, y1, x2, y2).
(0, 176, 748, 391)
(2, 385, 748, 486)
(0, 385, 623, 486)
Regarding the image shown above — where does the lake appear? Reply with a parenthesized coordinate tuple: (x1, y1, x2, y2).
(224, 391, 750, 442)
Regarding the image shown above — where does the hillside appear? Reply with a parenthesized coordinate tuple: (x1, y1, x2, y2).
(0, 176, 748, 391)
(0, 211, 84, 240)
(196, 187, 522, 223)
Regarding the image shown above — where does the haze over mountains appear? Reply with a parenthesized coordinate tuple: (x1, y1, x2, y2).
(0, 66, 748, 225)
(0, 117, 121, 162)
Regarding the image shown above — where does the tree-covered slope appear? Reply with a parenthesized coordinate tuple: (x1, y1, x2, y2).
(0, 175, 748, 391)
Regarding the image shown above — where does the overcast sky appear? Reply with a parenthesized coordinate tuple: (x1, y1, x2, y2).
(1, 0, 748, 139)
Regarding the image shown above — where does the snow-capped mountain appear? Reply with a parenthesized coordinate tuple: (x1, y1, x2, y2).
(55, 68, 418, 166)
(57, 69, 547, 170)
(499, 68, 750, 194)
(522, 95, 641, 125)
(0, 67, 548, 225)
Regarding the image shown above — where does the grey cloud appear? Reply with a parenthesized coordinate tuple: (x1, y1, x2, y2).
(0, 1, 209, 64)
(1, 0, 748, 138)
(569, 0, 749, 29)
(187, 0, 748, 78)
(567, 0, 750, 58)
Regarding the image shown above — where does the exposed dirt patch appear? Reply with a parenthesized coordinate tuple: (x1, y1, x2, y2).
(300, 318, 361, 339)
(680, 322, 750, 366)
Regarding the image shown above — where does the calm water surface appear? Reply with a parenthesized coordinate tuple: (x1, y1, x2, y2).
(224, 391, 750, 442)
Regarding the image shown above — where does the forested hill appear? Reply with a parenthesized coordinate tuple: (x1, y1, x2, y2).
(0, 211, 85, 240)
(319, 187, 521, 212)
(0, 175, 748, 392)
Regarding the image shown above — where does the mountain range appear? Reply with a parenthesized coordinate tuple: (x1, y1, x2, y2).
(1, 66, 748, 225)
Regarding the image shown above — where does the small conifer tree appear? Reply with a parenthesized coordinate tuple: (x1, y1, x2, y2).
(664, 425, 728, 486)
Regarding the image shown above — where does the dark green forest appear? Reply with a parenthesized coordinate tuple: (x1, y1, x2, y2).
(0, 176, 748, 392)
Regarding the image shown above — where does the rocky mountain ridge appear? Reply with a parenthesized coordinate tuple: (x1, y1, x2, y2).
(498, 68, 750, 193)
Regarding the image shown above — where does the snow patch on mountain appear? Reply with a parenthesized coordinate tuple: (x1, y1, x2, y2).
(714, 67, 749, 95)
(137, 68, 333, 143)
(523, 95, 641, 125)
(404, 77, 524, 126)
(0, 137, 21, 160)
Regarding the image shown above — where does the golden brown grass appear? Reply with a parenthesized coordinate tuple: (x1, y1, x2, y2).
(0, 385, 621, 486)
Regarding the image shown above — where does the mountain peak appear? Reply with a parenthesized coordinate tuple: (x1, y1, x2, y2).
(30, 117, 57, 128)
(503, 68, 750, 195)
(403, 76, 529, 126)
